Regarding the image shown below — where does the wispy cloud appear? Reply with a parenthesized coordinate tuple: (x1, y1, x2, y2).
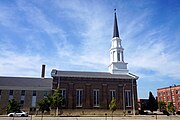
(0, 0, 180, 98)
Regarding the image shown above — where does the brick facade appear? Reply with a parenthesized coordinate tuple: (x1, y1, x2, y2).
(157, 85, 180, 112)
(52, 75, 138, 114)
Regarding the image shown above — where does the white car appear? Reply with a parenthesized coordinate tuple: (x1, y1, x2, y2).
(8, 111, 28, 117)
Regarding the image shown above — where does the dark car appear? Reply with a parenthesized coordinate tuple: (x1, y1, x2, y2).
(163, 110, 170, 116)
(176, 111, 180, 115)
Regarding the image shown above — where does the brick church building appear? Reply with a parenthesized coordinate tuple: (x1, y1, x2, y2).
(51, 10, 139, 115)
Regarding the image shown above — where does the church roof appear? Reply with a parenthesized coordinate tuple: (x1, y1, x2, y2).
(0, 76, 52, 90)
(51, 69, 138, 80)
(113, 11, 119, 38)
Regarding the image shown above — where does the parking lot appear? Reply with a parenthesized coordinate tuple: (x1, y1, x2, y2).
(0, 115, 180, 120)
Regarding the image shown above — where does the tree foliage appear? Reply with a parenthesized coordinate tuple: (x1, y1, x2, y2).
(167, 102, 175, 113)
(109, 97, 117, 120)
(6, 99, 21, 113)
(148, 91, 158, 112)
(38, 97, 51, 113)
(158, 101, 166, 111)
(51, 89, 63, 109)
(109, 97, 117, 113)
(37, 89, 63, 116)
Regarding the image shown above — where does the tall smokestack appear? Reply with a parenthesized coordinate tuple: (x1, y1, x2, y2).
(41, 64, 45, 79)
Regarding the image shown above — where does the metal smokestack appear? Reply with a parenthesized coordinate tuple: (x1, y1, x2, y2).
(41, 64, 45, 79)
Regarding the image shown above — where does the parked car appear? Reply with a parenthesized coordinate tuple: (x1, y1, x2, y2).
(8, 111, 28, 117)
(163, 110, 170, 116)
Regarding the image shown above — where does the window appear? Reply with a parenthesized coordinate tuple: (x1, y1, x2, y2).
(172, 96, 175, 101)
(44, 91, 48, 98)
(176, 90, 180, 94)
(117, 52, 120, 61)
(32, 91, 36, 96)
(172, 90, 174, 95)
(20, 100, 24, 107)
(113, 51, 115, 61)
(20, 90, 25, 107)
(167, 97, 170, 102)
(32, 91, 36, 107)
(125, 90, 131, 107)
(177, 96, 180, 101)
(21, 90, 25, 96)
(9, 90, 13, 95)
(60, 89, 66, 99)
(160, 92, 163, 96)
(93, 89, 100, 107)
(164, 97, 166, 102)
(110, 90, 116, 100)
(60, 89, 66, 106)
(76, 89, 83, 107)
(9, 90, 13, 100)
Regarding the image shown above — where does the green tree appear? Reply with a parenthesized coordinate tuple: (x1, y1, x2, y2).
(148, 91, 158, 113)
(158, 101, 166, 111)
(109, 97, 117, 120)
(38, 97, 51, 120)
(38, 97, 51, 113)
(51, 89, 63, 116)
(6, 99, 21, 113)
(167, 102, 175, 114)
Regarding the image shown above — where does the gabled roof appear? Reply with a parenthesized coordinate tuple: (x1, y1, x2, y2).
(0, 76, 52, 90)
(51, 69, 138, 80)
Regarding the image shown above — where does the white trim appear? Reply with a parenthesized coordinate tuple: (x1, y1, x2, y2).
(76, 89, 83, 107)
(110, 90, 116, 100)
(93, 89, 100, 107)
(125, 90, 131, 107)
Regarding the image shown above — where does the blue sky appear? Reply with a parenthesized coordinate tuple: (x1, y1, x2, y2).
(0, 0, 180, 98)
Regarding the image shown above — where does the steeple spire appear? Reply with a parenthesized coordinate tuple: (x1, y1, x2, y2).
(108, 9, 128, 74)
(113, 9, 119, 38)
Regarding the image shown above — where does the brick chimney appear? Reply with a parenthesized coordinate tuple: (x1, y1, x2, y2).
(41, 64, 45, 79)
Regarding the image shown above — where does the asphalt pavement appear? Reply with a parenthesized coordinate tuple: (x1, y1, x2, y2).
(0, 115, 180, 120)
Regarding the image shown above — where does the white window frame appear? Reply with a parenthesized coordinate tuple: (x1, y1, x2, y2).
(125, 90, 131, 107)
(93, 89, 100, 107)
(117, 52, 120, 61)
(110, 90, 116, 100)
(76, 89, 83, 107)
(113, 51, 115, 61)
(32, 91, 36, 107)
(8, 90, 14, 101)
(60, 89, 66, 106)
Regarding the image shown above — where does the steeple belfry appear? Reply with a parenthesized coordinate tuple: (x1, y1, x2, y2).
(108, 10, 129, 74)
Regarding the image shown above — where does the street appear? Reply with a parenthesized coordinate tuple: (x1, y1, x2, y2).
(0, 115, 180, 120)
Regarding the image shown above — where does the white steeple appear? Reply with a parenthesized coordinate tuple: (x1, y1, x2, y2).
(108, 10, 129, 74)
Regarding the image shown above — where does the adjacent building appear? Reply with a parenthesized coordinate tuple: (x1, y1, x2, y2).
(51, 10, 138, 115)
(0, 76, 52, 114)
(157, 85, 180, 112)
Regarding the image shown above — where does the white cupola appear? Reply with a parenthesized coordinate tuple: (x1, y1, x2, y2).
(108, 10, 129, 74)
